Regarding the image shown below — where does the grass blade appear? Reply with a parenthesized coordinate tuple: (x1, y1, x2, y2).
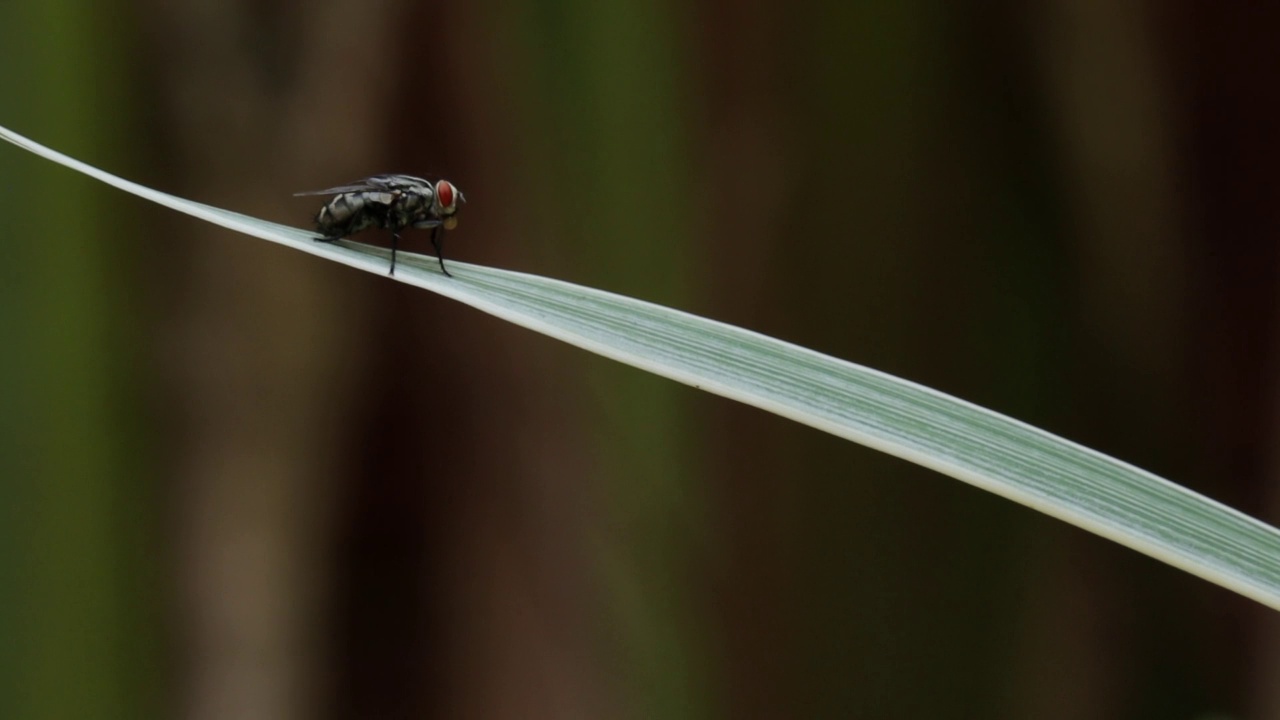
(5, 123, 1278, 609)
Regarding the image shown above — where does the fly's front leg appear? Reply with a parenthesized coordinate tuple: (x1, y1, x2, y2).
(430, 226, 451, 277)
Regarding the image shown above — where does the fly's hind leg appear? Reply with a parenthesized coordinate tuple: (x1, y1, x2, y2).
(386, 192, 408, 276)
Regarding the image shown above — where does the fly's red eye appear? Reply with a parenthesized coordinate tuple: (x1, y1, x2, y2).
(437, 181, 455, 208)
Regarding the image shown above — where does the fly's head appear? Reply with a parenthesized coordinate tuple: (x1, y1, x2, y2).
(432, 180, 465, 230)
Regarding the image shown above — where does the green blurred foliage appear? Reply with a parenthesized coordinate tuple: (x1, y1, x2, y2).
(0, 1, 156, 719)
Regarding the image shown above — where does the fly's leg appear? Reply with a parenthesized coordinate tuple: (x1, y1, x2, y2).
(386, 192, 404, 276)
(431, 226, 452, 277)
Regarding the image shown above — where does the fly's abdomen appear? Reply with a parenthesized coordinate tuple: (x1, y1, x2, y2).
(315, 192, 391, 238)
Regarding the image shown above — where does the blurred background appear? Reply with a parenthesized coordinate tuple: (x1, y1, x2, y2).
(1, 1, 1278, 718)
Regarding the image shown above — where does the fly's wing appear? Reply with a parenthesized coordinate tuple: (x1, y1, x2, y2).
(372, 174, 433, 188)
(293, 179, 382, 197)
(294, 174, 436, 197)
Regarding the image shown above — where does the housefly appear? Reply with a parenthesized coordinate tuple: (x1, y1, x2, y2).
(296, 173, 465, 276)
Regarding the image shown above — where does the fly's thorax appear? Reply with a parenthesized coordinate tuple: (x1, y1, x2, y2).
(399, 188, 434, 215)
(385, 188, 436, 230)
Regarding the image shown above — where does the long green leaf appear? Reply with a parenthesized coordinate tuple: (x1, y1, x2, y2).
(4, 123, 1278, 609)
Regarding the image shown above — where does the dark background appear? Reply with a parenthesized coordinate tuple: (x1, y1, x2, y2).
(2, 1, 1278, 718)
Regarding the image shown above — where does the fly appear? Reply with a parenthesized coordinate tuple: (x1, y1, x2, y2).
(295, 173, 465, 277)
